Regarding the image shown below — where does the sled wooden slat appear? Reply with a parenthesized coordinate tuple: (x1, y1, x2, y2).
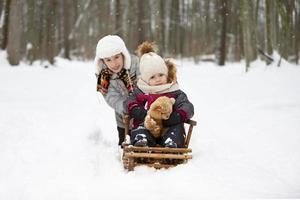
(186, 119, 197, 126)
(124, 152, 192, 160)
(134, 163, 178, 169)
(184, 119, 196, 148)
(122, 115, 197, 170)
(124, 146, 192, 153)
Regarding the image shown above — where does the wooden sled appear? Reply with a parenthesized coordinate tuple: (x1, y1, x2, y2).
(122, 115, 197, 170)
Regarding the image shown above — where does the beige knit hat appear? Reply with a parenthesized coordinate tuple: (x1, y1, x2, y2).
(137, 42, 168, 82)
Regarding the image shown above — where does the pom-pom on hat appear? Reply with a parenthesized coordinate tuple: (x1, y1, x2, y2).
(95, 35, 131, 69)
(137, 42, 168, 83)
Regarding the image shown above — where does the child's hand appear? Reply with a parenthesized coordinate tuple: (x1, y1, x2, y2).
(97, 84, 108, 94)
(97, 68, 112, 95)
(130, 106, 147, 120)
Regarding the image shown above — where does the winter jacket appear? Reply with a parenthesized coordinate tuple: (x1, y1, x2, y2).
(125, 87, 194, 129)
(96, 54, 140, 128)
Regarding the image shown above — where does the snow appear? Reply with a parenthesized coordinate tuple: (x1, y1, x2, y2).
(1, 51, 300, 199)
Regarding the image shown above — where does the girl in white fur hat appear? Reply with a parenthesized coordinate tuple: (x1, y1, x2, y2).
(125, 42, 194, 148)
(95, 35, 140, 146)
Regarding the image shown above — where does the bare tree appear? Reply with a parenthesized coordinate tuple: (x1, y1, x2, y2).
(6, 0, 21, 65)
(63, 0, 71, 59)
(265, 0, 273, 65)
(295, 0, 300, 64)
(218, 0, 228, 65)
(1, 0, 10, 50)
(240, 0, 257, 71)
(0, 0, 3, 16)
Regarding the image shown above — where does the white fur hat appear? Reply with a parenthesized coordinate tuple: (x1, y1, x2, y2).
(139, 52, 168, 82)
(95, 35, 131, 71)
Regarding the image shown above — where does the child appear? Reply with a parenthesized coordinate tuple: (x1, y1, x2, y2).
(95, 35, 140, 146)
(125, 42, 194, 148)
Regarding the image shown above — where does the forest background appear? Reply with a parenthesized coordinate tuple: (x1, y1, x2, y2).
(0, 0, 299, 70)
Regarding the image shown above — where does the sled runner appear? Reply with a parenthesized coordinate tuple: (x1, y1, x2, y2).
(122, 115, 197, 170)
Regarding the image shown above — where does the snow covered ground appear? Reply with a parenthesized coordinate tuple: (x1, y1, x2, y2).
(1, 51, 300, 199)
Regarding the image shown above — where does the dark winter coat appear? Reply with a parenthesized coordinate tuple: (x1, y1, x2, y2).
(125, 87, 194, 129)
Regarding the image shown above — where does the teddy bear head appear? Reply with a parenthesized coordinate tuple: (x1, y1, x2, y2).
(148, 96, 175, 120)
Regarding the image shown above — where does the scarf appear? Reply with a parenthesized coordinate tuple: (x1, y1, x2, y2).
(97, 68, 136, 95)
(137, 78, 179, 94)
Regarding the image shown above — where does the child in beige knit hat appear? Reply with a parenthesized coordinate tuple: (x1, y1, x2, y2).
(125, 42, 194, 148)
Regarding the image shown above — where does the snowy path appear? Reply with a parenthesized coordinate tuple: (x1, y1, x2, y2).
(1, 57, 300, 199)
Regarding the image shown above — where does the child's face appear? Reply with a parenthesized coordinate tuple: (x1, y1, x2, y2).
(148, 73, 168, 86)
(103, 53, 124, 73)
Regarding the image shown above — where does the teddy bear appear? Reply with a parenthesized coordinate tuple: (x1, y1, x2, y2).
(144, 96, 175, 138)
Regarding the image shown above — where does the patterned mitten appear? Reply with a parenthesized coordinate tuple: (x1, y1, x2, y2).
(97, 68, 112, 95)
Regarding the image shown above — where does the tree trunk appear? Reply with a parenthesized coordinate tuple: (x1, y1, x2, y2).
(115, 0, 122, 37)
(137, 0, 147, 45)
(265, 0, 273, 65)
(277, 0, 292, 61)
(169, 0, 180, 56)
(160, 0, 166, 54)
(190, 0, 201, 61)
(0, 0, 3, 18)
(25, 0, 37, 63)
(295, 0, 300, 64)
(46, 0, 57, 64)
(162, 0, 171, 55)
(218, 0, 227, 66)
(7, 0, 21, 65)
(1, 0, 11, 49)
(240, 0, 257, 71)
(63, 0, 71, 59)
(150, 0, 163, 50)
